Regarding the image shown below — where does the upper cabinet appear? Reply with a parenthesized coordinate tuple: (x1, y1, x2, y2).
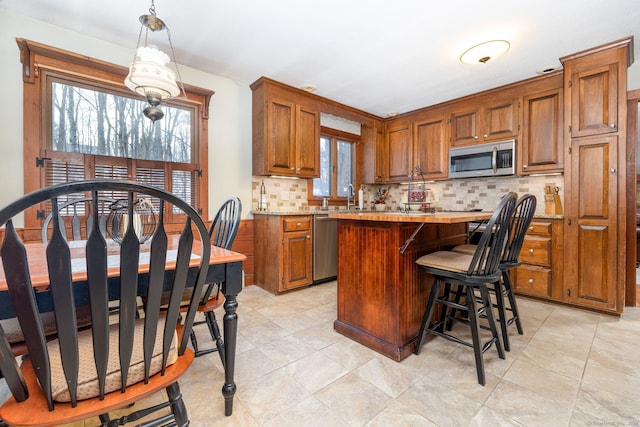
(414, 109, 449, 180)
(386, 118, 414, 182)
(252, 78, 320, 177)
(450, 96, 520, 146)
(568, 62, 619, 138)
(520, 77, 564, 174)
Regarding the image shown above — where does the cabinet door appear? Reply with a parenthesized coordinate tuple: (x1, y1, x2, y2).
(570, 63, 619, 138)
(450, 109, 479, 146)
(564, 135, 618, 310)
(375, 123, 389, 183)
(295, 104, 320, 177)
(521, 88, 564, 174)
(483, 98, 519, 141)
(414, 115, 449, 180)
(387, 120, 413, 182)
(266, 98, 296, 175)
(282, 229, 312, 290)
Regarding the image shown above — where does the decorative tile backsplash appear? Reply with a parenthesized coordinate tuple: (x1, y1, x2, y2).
(252, 175, 564, 216)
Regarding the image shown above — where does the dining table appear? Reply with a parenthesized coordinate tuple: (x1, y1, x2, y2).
(0, 233, 246, 416)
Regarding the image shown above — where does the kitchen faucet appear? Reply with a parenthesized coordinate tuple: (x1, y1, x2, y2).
(346, 184, 355, 210)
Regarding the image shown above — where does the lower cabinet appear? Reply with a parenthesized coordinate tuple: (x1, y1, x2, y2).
(512, 218, 563, 301)
(254, 214, 313, 294)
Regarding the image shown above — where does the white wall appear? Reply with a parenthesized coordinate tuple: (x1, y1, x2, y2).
(629, 60, 640, 91)
(0, 9, 253, 224)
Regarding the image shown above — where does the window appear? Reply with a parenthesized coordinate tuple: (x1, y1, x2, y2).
(312, 128, 357, 199)
(17, 39, 213, 228)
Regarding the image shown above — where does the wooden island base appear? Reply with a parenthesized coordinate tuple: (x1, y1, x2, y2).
(333, 218, 469, 361)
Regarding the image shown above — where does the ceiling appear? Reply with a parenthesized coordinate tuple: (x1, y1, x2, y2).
(2, 0, 639, 118)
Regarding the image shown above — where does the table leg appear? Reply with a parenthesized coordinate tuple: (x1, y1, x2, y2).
(221, 261, 242, 416)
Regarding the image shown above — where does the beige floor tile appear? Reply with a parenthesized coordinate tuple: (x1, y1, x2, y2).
(237, 368, 311, 420)
(398, 375, 483, 425)
(484, 380, 572, 426)
(502, 359, 580, 404)
(574, 383, 640, 423)
(582, 359, 640, 402)
(315, 372, 392, 427)
(354, 356, 425, 398)
(283, 351, 351, 393)
(365, 400, 437, 426)
(260, 396, 345, 427)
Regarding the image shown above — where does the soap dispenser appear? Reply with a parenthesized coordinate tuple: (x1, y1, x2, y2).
(358, 185, 364, 211)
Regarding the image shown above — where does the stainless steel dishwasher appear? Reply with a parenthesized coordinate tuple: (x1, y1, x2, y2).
(313, 214, 337, 283)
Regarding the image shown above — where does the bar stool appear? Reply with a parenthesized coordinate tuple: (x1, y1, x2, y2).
(451, 194, 536, 351)
(413, 192, 516, 386)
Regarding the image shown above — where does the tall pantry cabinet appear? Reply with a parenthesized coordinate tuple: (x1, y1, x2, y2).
(560, 38, 633, 313)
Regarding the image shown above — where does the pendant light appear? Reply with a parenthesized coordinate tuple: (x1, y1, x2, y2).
(124, 0, 184, 122)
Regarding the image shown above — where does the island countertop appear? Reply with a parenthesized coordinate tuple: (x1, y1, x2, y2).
(328, 211, 493, 223)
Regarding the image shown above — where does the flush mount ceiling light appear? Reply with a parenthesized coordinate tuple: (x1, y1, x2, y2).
(300, 84, 317, 92)
(124, 0, 184, 122)
(460, 40, 511, 65)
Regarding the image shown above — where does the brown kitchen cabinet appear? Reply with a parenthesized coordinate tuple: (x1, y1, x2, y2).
(560, 38, 632, 313)
(254, 214, 313, 294)
(251, 77, 320, 178)
(414, 109, 449, 180)
(386, 117, 413, 182)
(513, 219, 563, 301)
(520, 86, 564, 174)
(450, 96, 520, 147)
(360, 119, 388, 184)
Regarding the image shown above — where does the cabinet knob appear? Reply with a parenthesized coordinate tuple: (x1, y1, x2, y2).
(296, 222, 301, 227)
(610, 168, 617, 174)
(523, 164, 528, 169)
(483, 134, 488, 138)
(529, 249, 534, 254)
(474, 135, 479, 140)
(306, 235, 310, 239)
(610, 123, 616, 128)
(290, 167, 295, 170)
(529, 226, 534, 231)
(528, 278, 534, 284)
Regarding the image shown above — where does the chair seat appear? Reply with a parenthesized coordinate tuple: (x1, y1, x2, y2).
(416, 251, 474, 273)
(50, 317, 178, 402)
(451, 243, 477, 256)
(0, 349, 193, 427)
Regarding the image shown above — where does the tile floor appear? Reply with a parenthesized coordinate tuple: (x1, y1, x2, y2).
(7, 281, 640, 426)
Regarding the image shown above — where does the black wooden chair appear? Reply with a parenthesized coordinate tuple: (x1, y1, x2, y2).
(183, 196, 241, 361)
(450, 194, 537, 351)
(413, 192, 516, 386)
(0, 180, 210, 427)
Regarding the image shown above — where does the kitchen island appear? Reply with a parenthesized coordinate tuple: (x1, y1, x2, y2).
(328, 210, 492, 361)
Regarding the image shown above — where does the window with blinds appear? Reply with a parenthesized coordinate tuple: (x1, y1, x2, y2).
(39, 81, 201, 222)
(18, 38, 213, 230)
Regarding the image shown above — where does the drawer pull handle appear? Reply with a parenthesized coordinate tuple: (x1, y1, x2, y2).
(528, 226, 534, 231)
(529, 249, 534, 254)
(296, 222, 301, 227)
(528, 278, 534, 284)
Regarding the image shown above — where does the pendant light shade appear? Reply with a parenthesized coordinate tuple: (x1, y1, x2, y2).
(125, 0, 184, 122)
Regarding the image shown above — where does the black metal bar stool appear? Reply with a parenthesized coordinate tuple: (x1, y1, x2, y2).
(413, 192, 516, 386)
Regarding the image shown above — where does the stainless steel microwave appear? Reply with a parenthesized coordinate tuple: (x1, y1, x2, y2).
(448, 139, 516, 179)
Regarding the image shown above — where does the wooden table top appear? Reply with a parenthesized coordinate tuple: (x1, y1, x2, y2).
(0, 234, 246, 291)
(328, 211, 493, 224)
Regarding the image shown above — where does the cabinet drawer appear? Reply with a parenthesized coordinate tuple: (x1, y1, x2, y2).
(514, 265, 551, 298)
(519, 237, 551, 266)
(526, 221, 551, 236)
(283, 217, 311, 232)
